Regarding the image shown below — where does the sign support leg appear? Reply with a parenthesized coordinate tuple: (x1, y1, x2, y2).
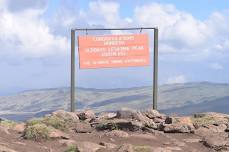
(153, 28, 158, 110)
(71, 30, 75, 112)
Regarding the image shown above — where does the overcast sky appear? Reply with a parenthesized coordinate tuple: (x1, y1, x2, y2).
(0, 0, 229, 95)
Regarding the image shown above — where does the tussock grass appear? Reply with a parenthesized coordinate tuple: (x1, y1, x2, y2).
(43, 116, 67, 131)
(191, 114, 217, 126)
(24, 123, 50, 141)
(0, 120, 17, 128)
(26, 116, 67, 131)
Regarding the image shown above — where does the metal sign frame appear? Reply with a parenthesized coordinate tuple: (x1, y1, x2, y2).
(70, 27, 158, 112)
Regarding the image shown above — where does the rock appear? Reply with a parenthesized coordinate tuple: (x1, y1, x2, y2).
(201, 133, 229, 151)
(0, 145, 17, 152)
(164, 117, 176, 124)
(134, 112, 157, 129)
(161, 116, 194, 133)
(99, 142, 117, 149)
(105, 130, 129, 138)
(144, 109, 165, 119)
(96, 119, 143, 131)
(153, 117, 165, 123)
(77, 110, 96, 121)
(165, 116, 192, 125)
(13, 123, 25, 133)
(225, 123, 229, 132)
(206, 124, 227, 133)
(117, 144, 134, 152)
(194, 127, 212, 137)
(74, 122, 92, 133)
(98, 112, 117, 120)
(162, 123, 194, 133)
(59, 139, 76, 147)
(194, 124, 228, 137)
(49, 129, 70, 139)
(115, 110, 137, 120)
(77, 141, 103, 152)
(52, 110, 79, 123)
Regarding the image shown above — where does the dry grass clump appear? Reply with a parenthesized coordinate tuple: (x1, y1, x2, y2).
(24, 123, 50, 141)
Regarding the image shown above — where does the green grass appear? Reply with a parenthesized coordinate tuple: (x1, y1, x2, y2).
(64, 145, 80, 152)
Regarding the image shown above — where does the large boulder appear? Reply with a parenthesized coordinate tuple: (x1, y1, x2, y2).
(115, 110, 138, 120)
(143, 109, 166, 119)
(98, 112, 117, 120)
(160, 117, 194, 133)
(134, 111, 158, 129)
(201, 133, 229, 151)
(96, 119, 143, 132)
(161, 123, 194, 133)
(77, 110, 96, 121)
(74, 122, 93, 133)
(225, 123, 229, 132)
(52, 110, 79, 123)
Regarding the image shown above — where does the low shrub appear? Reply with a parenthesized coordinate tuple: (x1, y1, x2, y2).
(24, 123, 50, 141)
(43, 116, 67, 131)
(0, 120, 17, 128)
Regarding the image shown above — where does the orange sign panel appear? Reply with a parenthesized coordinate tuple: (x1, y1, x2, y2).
(78, 34, 150, 69)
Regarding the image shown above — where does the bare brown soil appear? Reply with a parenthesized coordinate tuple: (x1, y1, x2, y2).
(0, 129, 211, 152)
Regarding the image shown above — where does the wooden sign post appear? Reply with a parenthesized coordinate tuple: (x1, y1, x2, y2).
(70, 28, 158, 112)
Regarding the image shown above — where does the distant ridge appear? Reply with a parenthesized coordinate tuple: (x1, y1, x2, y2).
(0, 81, 229, 121)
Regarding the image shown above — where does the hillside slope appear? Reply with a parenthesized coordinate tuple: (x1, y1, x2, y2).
(0, 82, 229, 120)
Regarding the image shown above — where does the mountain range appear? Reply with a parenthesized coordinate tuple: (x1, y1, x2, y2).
(0, 82, 229, 121)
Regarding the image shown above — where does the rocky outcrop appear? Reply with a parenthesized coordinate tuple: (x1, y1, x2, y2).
(77, 110, 96, 121)
(1, 109, 229, 152)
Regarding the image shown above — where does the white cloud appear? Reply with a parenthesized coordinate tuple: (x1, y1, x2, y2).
(1, 0, 229, 62)
(210, 63, 223, 70)
(0, 1, 69, 59)
(133, 3, 229, 60)
(166, 75, 187, 84)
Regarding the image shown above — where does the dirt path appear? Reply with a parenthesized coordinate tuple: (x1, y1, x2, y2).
(0, 129, 211, 152)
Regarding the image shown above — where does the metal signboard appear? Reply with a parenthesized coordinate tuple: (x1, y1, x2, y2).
(78, 34, 150, 69)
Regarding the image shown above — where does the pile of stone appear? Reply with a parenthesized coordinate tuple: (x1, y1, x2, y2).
(1, 109, 229, 152)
